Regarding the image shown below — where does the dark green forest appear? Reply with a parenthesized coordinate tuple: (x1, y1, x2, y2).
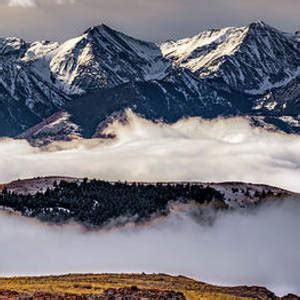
(0, 180, 224, 227)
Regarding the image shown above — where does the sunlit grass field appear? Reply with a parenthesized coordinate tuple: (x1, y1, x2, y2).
(0, 273, 270, 299)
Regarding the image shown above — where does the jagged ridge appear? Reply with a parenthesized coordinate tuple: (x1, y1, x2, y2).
(0, 21, 299, 140)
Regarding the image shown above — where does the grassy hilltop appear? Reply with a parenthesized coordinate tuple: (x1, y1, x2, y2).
(0, 273, 295, 299)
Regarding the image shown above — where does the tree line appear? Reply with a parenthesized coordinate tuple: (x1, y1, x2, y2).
(0, 179, 224, 227)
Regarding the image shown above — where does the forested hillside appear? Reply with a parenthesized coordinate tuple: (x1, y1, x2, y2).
(0, 179, 225, 227)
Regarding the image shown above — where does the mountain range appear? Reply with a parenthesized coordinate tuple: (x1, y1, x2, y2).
(0, 21, 299, 142)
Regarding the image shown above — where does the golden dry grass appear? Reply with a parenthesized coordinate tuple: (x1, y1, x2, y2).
(0, 273, 271, 299)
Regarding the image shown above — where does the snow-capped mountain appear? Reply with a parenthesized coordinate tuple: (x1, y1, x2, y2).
(0, 37, 27, 57)
(0, 24, 174, 138)
(47, 24, 171, 94)
(23, 24, 171, 95)
(0, 21, 299, 140)
(161, 21, 300, 95)
(0, 37, 69, 136)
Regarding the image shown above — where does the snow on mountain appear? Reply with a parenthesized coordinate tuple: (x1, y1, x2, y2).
(1, 176, 81, 195)
(0, 37, 69, 136)
(58, 69, 244, 139)
(0, 24, 172, 136)
(6, 24, 171, 96)
(161, 21, 300, 95)
(161, 25, 248, 74)
(48, 24, 171, 94)
(208, 182, 294, 209)
(18, 111, 81, 145)
(254, 75, 300, 116)
(0, 22, 299, 139)
(0, 60, 68, 136)
(0, 37, 27, 58)
(21, 40, 60, 84)
(294, 31, 300, 43)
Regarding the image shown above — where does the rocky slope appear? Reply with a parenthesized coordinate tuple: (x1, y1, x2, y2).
(0, 286, 185, 300)
(0, 22, 299, 141)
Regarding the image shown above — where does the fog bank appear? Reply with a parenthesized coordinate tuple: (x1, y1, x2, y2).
(1, 201, 300, 296)
(0, 114, 300, 192)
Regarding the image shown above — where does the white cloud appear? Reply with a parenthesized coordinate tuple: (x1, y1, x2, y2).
(1, 201, 300, 296)
(0, 113, 300, 296)
(0, 113, 299, 192)
(7, 0, 36, 7)
(3, 0, 75, 7)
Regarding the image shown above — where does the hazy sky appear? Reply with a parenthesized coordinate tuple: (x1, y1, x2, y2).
(0, 0, 299, 42)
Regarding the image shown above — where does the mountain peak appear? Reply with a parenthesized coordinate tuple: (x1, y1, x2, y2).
(247, 20, 277, 33)
(249, 20, 268, 27)
(0, 36, 28, 57)
(83, 23, 117, 36)
(161, 20, 300, 95)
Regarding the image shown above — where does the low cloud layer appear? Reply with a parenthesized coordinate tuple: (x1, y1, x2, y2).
(1, 200, 300, 296)
(0, 114, 300, 192)
(1, 114, 300, 295)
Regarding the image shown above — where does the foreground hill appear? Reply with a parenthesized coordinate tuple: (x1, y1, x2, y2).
(0, 177, 297, 228)
(0, 273, 298, 299)
(0, 21, 299, 141)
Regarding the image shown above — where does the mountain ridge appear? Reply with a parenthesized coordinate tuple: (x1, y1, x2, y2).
(0, 21, 299, 141)
(161, 21, 300, 94)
